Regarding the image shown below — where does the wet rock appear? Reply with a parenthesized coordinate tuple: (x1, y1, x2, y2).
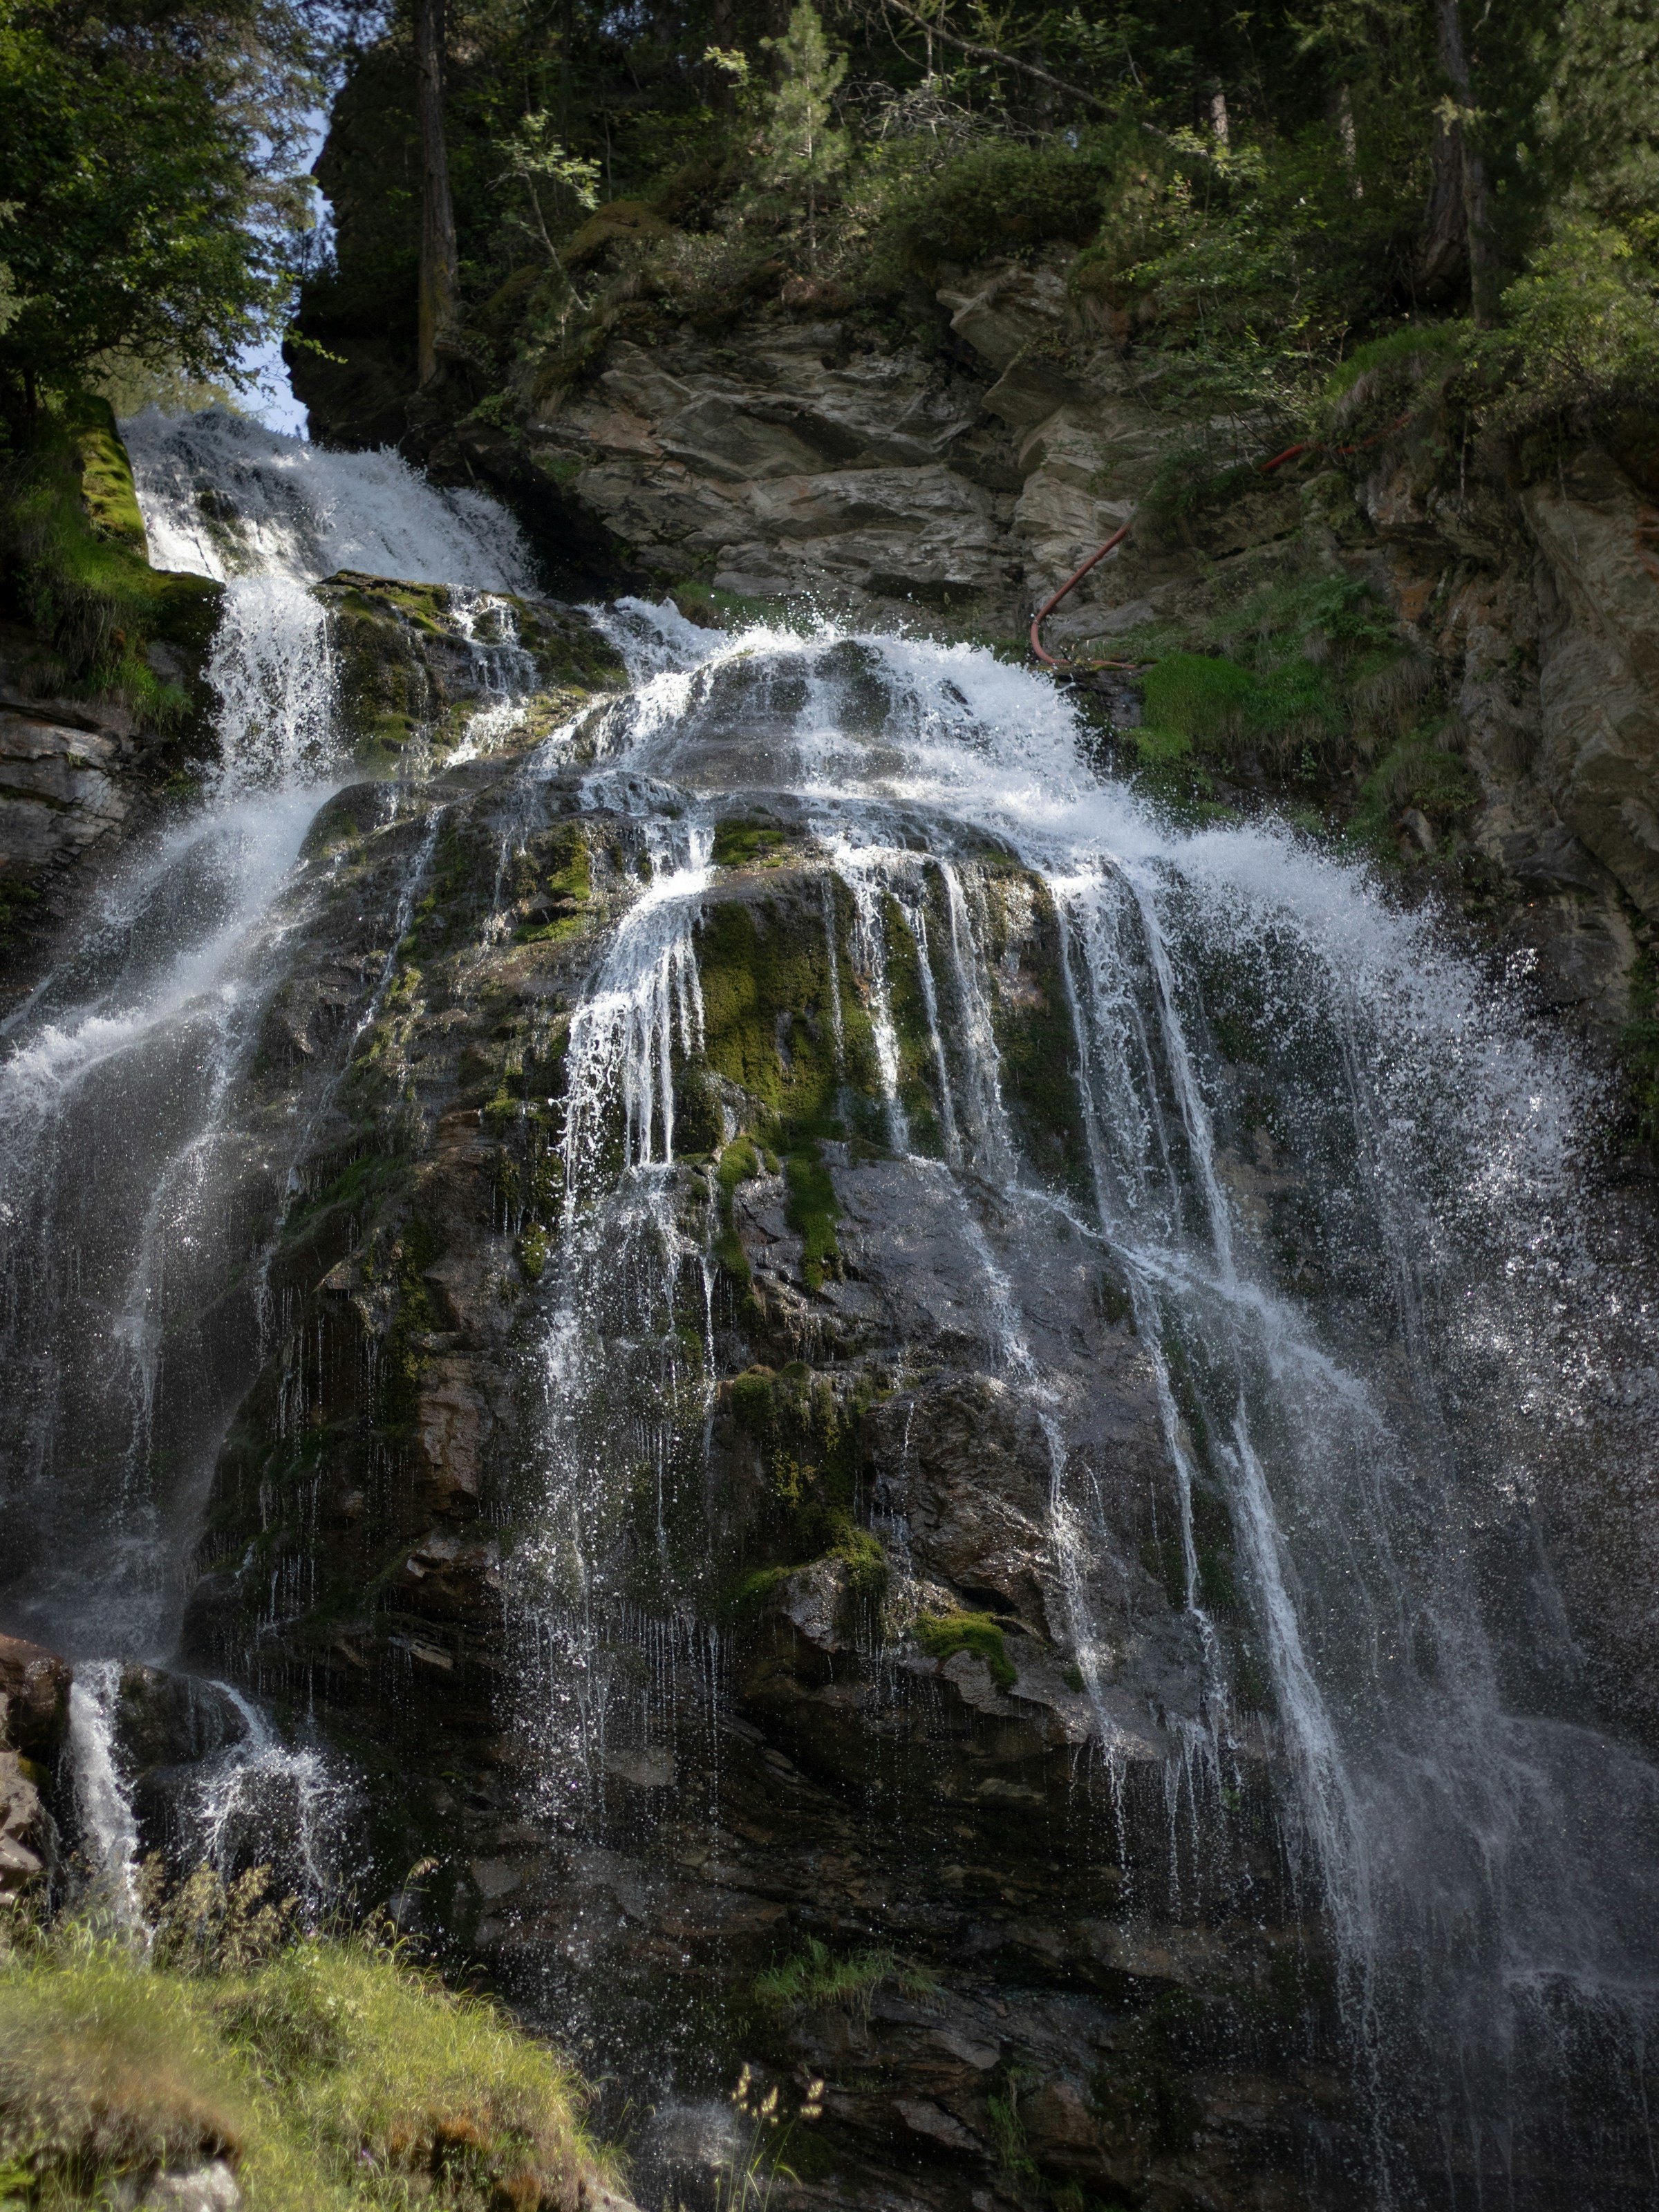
(0, 1631, 71, 1760)
(0, 1748, 53, 1900)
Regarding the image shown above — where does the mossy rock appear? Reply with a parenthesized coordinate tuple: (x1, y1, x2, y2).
(915, 1609, 1018, 1689)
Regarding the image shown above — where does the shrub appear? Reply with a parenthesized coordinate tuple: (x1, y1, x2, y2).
(863, 134, 1123, 288)
(1497, 217, 1659, 427)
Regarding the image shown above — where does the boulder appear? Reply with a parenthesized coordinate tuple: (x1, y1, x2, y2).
(0, 1631, 71, 1761)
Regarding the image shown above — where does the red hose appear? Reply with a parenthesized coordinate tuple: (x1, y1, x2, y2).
(1029, 414, 1408, 671)
(1028, 523, 1132, 668)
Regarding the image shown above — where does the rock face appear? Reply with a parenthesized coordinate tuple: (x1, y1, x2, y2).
(6, 334, 1657, 2210)
(147, 587, 1371, 2208)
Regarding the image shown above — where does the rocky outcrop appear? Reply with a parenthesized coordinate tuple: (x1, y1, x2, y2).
(0, 1631, 69, 1902)
(0, 403, 223, 1000)
(359, 239, 1659, 1051)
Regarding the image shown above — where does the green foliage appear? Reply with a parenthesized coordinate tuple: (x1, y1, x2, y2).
(1130, 572, 1421, 808)
(0, 1872, 610, 2210)
(1322, 321, 1471, 409)
(0, 0, 321, 396)
(1497, 218, 1659, 426)
(864, 135, 1119, 288)
(752, 1937, 934, 2020)
(755, 4, 848, 259)
(1349, 732, 1479, 850)
(1081, 120, 1433, 431)
(915, 1609, 1018, 1689)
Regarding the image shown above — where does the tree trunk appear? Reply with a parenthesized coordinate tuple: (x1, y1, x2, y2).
(415, 0, 459, 387)
(1432, 0, 1497, 326)
(1417, 102, 1468, 298)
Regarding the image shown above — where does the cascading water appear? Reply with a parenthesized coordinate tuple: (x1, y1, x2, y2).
(0, 409, 538, 1890)
(491, 597, 1659, 2204)
(1, 402, 1654, 2205)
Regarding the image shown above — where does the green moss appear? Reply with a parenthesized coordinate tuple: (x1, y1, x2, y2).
(516, 824, 594, 944)
(0, 393, 221, 720)
(692, 894, 850, 1134)
(378, 1215, 441, 1430)
(986, 876, 1086, 1185)
(711, 816, 787, 869)
(722, 1362, 883, 1603)
(915, 1609, 1018, 1689)
(713, 1134, 760, 1278)
(782, 1143, 841, 1291)
(879, 891, 947, 1154)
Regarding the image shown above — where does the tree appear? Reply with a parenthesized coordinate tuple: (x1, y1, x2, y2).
(413, 0, 458, 385)
(758, 1, 850, 263)
(1430, 0, 1496, 326)
(0, 0, 321, 409)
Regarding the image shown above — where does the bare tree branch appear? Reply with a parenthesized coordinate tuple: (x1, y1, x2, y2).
(875, 0, 1113, 118)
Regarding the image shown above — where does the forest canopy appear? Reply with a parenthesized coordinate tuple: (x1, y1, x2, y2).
(0, 0, 1655, 438)
(283, 0, 1659, 449)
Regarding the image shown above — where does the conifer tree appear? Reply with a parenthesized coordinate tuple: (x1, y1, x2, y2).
(758, 1, 850, 265)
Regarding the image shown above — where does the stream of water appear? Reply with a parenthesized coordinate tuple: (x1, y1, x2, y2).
(0, 411, 1654, 2205)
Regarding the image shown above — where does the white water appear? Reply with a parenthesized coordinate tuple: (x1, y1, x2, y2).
(66, 1662, 143, 1923)
(123, 406, 534, 793)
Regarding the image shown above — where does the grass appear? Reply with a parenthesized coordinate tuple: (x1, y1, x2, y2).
(751, 1937, 934, 2021)
(0, 1874, 614, 2211)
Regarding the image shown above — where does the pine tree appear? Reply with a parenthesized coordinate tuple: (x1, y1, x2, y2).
(758, 2, 850, 265)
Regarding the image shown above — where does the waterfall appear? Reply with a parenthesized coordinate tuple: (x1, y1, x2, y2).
(504, 599, 1659, 2201)
(3, 407, 1656, 2205)
(0, 413, 540, 1896)
(66, 1662, 143, 1924)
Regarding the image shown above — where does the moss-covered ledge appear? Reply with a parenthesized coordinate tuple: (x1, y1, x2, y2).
(314, 571, 625, 766)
